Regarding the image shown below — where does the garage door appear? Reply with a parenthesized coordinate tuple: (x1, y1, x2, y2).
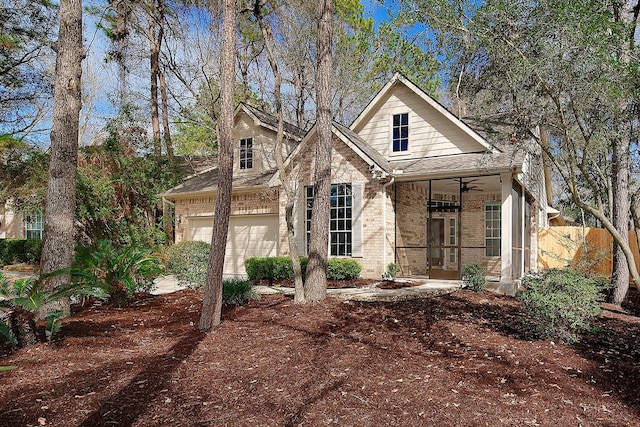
(187, 215, 278, 277)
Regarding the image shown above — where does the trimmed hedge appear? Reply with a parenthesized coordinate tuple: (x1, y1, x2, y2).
(326, 258, 362, 280)
(0, 239, 42, 265)
(244, 257, 361, 281)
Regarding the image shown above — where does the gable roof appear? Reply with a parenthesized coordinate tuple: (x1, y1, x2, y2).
(237, 103, 306, 140)
(350, 73, 498, 154)
(273, 120, 392, 181)
(332, 122, 391, 173)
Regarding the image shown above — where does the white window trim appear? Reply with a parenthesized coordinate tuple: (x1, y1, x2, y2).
(484, 201, 502, 257)
(389, 112, 411, 156)
(305, 183, 354, 257)
(239, 137, 253, 170)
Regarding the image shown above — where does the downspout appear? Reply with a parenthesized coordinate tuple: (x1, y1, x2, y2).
(382, 176, 395, 272)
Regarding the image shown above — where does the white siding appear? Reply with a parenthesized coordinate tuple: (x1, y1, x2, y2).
(354, 84, 487, 160)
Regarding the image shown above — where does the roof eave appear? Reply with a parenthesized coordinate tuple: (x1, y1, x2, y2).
(391, 166, 520, 182)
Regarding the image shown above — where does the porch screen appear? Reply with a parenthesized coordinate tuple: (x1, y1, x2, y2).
(306, 183, 353, 256)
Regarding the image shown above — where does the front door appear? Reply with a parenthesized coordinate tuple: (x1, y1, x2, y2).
(428, 218, 445, 268)
(428, 215, 461, 280)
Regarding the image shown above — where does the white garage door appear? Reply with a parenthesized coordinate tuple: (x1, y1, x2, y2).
(187, 215, 278, 277)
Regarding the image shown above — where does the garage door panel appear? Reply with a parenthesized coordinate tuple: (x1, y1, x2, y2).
(188, 217, 214, 242)
(225, 217, 278, 276)
(188, 215, 278, 277)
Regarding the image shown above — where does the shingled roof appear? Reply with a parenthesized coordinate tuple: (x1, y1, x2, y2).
(161, 168, 277, 197)
(389, 146, 524, 180)
(239, 103, 307, 140)
(332, 122, 391, 173)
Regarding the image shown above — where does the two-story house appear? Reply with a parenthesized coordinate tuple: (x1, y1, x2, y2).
(161, 73, 550, 286)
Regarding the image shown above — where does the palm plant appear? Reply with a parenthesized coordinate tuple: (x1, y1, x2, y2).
(0, 272, 109, 348)
(72, 240, 163, 307)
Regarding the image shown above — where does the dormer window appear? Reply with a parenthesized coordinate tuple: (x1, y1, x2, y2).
(239, 137, 253, 170)
(392, 113, 409, 152)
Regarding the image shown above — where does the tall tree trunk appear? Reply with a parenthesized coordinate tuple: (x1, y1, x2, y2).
(610, 136, 630, 304)
(305, 0, 333, 303)
(39, 0, 83, 318)
(149, 1, 161, 155)
(632, 192, 640, 260)
(199, 0, 236, 331)
(111, 0, 131, 106)
(294, 69, 305, 129)
(255, 0, 305, 304)
(159, 67, 172, 156)
(156, 0, 172, 157)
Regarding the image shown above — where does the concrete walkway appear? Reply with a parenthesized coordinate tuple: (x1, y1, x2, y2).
(152, 275, 462, 302)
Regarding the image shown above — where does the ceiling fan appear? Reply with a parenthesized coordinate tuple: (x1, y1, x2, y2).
(446, 178, 482, 192)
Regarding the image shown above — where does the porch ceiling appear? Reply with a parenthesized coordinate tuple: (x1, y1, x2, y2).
(412, 176, 503, 195)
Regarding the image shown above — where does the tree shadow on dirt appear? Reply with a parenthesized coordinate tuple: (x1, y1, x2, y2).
(379, 292, 640, 417)
(77, 329, 204, 426)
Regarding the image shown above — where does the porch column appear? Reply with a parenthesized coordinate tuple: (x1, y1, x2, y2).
(500, 172, 513, 283)
(520, 187, 526, 278)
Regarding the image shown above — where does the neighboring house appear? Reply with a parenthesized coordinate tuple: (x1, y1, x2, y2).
(0, 202, 44, 239)
(161, 74, 550, 286)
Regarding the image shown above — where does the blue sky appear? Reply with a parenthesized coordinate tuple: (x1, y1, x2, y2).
(362, 0, 393, 22)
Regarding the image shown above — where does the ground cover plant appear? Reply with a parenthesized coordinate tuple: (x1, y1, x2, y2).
(1, 286, 639, 426)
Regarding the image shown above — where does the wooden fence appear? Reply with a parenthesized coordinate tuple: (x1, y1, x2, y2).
(538, 226, 640, 280)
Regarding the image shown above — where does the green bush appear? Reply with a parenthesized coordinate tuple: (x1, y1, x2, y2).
(222, 278, 259, 306)
(166, 241, 211, 288)
(0, 271, 109, 348)
(518, 269, 608, 344)
(244, 257, 361, 281)
(383, 262, 401, 280)
(461, 263, 487, 292)
(327, 259, 362, 280)
(0, 239, 42, 264)
(72, 240, 164, 305)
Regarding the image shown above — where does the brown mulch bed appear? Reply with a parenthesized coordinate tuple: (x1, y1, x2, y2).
(1, 290, 640, 426)
(254, 278, 379, 289)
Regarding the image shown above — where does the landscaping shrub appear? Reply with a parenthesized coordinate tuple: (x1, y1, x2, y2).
(244, 257, 293, 282)
(518, 268, 608, 344)
(0, 271, 109, 348)
(245, 257, 361, 281)
(461, 263, 487, 292)
(327, 259, 362, 280)
(0, 239, 42, 265)
(166, 241, 211, 288)
(222, 279, 259, 306)
(383, 262, 401, 280)
(72, 240, 164, 305)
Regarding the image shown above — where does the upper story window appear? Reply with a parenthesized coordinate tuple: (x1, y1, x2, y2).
(239, 138, 253, 170)
(392, 113, 409, 152)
